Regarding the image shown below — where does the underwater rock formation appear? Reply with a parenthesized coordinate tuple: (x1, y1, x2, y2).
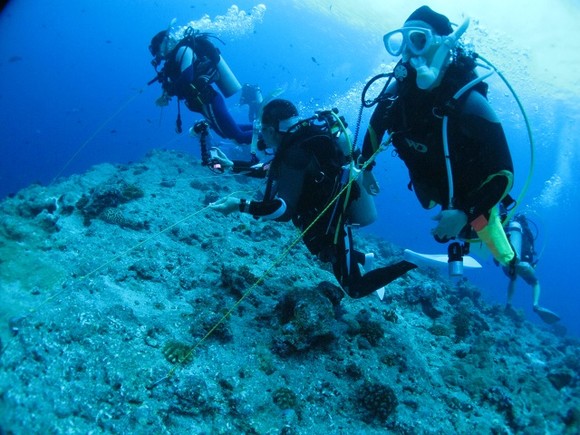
(0, 149, 578, 434)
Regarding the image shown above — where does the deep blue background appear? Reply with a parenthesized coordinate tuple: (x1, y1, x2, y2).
(1, 1, 578, 336)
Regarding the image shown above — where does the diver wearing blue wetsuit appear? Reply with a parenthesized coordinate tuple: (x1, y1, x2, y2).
(149, 28, 260, 144)
(211, 99, 417, 299)
(361, 6, 516, 268)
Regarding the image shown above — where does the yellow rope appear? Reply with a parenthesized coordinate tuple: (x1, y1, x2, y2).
(52, 89, 145, 183)
(160, 139, 390, 382)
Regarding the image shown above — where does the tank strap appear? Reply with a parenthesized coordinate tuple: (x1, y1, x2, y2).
(175, 99, 183, 133)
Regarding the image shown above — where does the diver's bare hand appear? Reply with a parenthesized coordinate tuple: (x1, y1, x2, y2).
(155, 92, 171, 107)
(209, 197, 240, 215)
(431, 209, 468, 240)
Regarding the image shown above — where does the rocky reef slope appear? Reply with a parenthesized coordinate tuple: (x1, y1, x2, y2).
(0, 149, 578, 434)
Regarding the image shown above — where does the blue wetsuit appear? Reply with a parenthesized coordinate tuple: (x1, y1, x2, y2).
(162, 36, 253, 144)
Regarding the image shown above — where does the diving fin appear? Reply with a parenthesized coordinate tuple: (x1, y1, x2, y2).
(361, 252, 387, 300)
(403, 249, 482, 269)
(376, 287, 385, 300)
(533, 306, 561, 324)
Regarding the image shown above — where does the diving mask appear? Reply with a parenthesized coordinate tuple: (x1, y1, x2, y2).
(383, 27, 442, 58)
(383, 17, 471, 90)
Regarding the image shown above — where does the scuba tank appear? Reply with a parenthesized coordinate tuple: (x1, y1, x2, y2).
(336, 127, 353, 157)
(345, 166, 378, 227)
(310, 110, 378, 230)
(215, 55, 242, 97)
(335, 127, 377, 227)
(506, 219, 523, 258)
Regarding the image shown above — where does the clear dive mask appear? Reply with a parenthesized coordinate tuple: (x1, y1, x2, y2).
(383, 27, 442, 57)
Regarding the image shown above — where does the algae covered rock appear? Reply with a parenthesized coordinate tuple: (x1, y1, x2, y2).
(272, 288, 337, 356)
(356, 381, 398, 423)
(76, 177, 144, 225)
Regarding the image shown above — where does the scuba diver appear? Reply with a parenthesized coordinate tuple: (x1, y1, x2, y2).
(148, 25, 263, 148)
(501, 214, 560, 324)
(210, 98, 417, 299)
(360, 6, 517, 272)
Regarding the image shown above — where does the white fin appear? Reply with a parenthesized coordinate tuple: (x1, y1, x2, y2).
(404, 249, 482, 269)
(376, 287, 385, 300)
(534, 306, 561, 324)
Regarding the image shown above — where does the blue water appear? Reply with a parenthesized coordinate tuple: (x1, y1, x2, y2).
(1, 0, 578, 336)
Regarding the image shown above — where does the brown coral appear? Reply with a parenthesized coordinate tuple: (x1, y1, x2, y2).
(162, 341, 193, 365)
(356, 381, 398, 423)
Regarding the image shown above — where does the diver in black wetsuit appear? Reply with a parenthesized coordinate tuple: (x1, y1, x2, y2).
(210, 99, 416, 299)
(361, 6, 516, 269)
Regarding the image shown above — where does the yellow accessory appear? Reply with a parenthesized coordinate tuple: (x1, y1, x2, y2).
(475, 207, 515, 266)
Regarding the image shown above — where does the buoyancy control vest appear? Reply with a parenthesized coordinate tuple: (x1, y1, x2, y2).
(263, 112, 360, 252)
(384, 52, 492, 209)
(158, 33, 221, 105)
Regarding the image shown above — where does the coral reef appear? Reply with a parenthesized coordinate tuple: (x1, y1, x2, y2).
(428, 322, 451, 337)
(0, 149, 578, 434)
(162, 341, 194, 365)
(272, 387, 298, 410)
(404, 281, 443, 319)
(452, 307, 472, 341)
(353, 312, 386, 347)
(220, 263, 258, 297)
(273, 288, 337, 356)
(356, 381, 398, 423)
(76, 177, 144, 225)
(100, 207, 148, 230)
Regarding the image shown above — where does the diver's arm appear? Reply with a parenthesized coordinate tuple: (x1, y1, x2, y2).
(209, 196, 287, 220)
(361, 102, 389, 169)
(189, 37, 221, 93)
(176, 46, 194, 74)
(361, 82, 397, 168)
(360, 103, 390, 195)
(461, 90, 500, 123)
(212, 195, 289, 221)
(460, 175, 510, 229)
(247, 148, 310, 220)
(211, 152, 308, 222)
(245, 198, 287, 219)
(231, 158, 271, 178)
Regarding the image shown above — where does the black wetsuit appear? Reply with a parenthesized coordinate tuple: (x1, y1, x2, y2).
(362, 57, 514, 227)
(245, 123, 416, 298)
